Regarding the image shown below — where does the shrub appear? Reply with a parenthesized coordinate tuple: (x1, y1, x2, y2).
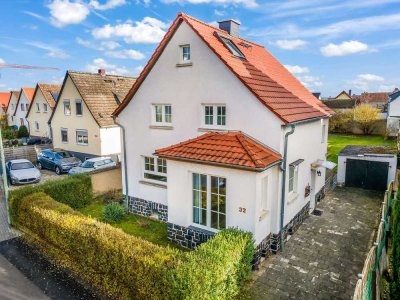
(10, 174, 93, 223)
(17, 125, 29, 138)
(14, 192, 180, 299)
(391, 189, 400, 297)
(174, 228, 255, 299)
(102, 202, 125, 223)
(2, 127, 16, 140)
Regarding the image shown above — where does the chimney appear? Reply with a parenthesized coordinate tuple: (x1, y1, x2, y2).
(217, 19, 240, 38)
(348, 89, 352, 96)
(98, 69, 106, 76)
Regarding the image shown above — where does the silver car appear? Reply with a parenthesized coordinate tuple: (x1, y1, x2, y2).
(6, 159, 41, 185)
(68, 157, 116, 175)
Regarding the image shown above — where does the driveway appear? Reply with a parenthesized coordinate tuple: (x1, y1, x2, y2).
(8, 169, 65, 191)
(250, 187, 382, 299)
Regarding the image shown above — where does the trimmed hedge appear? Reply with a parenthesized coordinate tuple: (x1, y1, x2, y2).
(10, 174, 92, 223)
(13, 191, 255, 299)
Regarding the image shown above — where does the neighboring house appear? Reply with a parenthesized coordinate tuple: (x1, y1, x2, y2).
(113, 13, 334, 261)
(386, 89, 400, 136)
(312, 92, 321, 100)
(13, 87, 35, 128)
(353, 92, 390, 119)
(26, 83, 61, 138)
(49, 70, 136, 162)
(0, 92, 11, 115)
(333, 90, 352, 100)
(6, 90, 20, 127)
(321, 98, 355, 112)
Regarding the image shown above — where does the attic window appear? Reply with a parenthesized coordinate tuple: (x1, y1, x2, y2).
(216, 33, 245, 59)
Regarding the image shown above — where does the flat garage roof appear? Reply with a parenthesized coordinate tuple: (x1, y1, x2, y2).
(339, 145, 397, 157)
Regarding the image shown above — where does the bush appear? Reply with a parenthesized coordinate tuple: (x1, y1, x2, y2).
(17, 125, 29, 138)
(2, 127, 16, 140)
(14, 192, 180, 299)
(10, 174, 93, 223)
(174, 228, 254, 299)
(102, 202, 125, 223)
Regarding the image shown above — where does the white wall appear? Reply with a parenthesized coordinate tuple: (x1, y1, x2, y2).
(387, 98, 400, 135)
(27, 88, 52, 137)
(337, 154, 397, 186)
(100, 126, 121, 156)
(6, 93, 20, 127)
(14, 91, 30, 128)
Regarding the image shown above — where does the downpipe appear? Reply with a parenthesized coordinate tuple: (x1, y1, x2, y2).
(112, 116, 129, 209)
(279, 125, 295, 251)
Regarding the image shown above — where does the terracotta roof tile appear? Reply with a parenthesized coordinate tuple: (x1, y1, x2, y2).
(38, 83, 61, 108)
(353, 92, 390, 104)
(155, 131, 282, 171)
(0, 92, 11, 112)
(22, 87, 35, 102)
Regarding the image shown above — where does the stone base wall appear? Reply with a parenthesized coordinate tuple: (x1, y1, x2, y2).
(167, 223, 214, 249)
(271, 201, 310, 253)
(127, 196, 168, 222)
(253, 234, 271, 267)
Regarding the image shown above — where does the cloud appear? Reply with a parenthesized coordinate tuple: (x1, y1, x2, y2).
(89, 0, 127, 10)
(379, 84, 397, 92)
(299, 75, 323, 90)
(351, 73, 385, 90)
(22, 10, 48, 22)
(92, 17, 168, 44)
(284, 65, 309, 74)
(76, 37, 121, 50)
(320, 40, 369, 57)
(25, 41, 70, 59)
(161, 0, 258, 8)
(48, 0, 90, 27)
(84, 58, 132, 75)
(214, 9, 225, 16)
(0, 58, 5, 64)
(105, 49, 145, 60)
(274, 39, 306, 50)
(357, 74, 384, 82)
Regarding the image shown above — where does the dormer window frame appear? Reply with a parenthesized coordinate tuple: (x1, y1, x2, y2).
(215, 32, 246, 59)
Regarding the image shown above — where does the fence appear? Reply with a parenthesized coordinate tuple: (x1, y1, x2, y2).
(353, 181, 394, 300)
(2, 144, 52, 162)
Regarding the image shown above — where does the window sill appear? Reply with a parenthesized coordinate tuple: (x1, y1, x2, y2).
(259, 209, 269, 221)
(149, 125, 174, 130)
(287, 192, 299, 204)
(198, 127, 228, 133)
(176, 62, 193, 67)
(76, 143, 88, 146)
(189, 224, 218, 235)
(139, 180, 167, 189)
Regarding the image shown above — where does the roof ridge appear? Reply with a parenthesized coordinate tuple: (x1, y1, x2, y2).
(67, 70, 136, 79)
(235, 133, 264, 167)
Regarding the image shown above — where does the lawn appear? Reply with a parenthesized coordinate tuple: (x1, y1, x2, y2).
(78, 201, 180, 249)
(328, 133, 396, 165)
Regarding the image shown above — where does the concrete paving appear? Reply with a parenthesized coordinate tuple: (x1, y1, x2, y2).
(250, 187, 382, 300)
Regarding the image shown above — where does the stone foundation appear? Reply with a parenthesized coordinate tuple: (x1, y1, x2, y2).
(253, 234, 271, 267)
(127, 196, 168, 222)
(167, 223, 214, 249)
(271, 201, 310, 253)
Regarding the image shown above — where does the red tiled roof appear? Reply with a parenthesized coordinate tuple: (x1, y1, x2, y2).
(114, 13, 332, 123)
(0, 92, 11, 112)
(155, 132, 282, 171)
(22, 87, 35, 102)
(353, 92, 389, 104)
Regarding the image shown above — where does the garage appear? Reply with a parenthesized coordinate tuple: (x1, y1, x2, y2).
(337, 145, 397, 191)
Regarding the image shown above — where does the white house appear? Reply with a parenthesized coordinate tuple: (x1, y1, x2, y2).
(113, 13, 334, 262)
(13, 87, 35, 128)
(386, 89, 400, 136)
(6, 90, 20, 127)
(49, 70, 136, 162)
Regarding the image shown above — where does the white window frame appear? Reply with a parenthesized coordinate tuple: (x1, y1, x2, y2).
(61, 128, 68, 143)
(179, 44, 191, 64)
(202, 104, 226, 127)
(43, 103, 48, 113)
(192, 172, 226, 231)
(36, 103, 40, 112)
(152, 104, 172, 126)
(76, 129, 88, 145)
(34, 121, 39, 131)
(142, 156, 167, 183)
(288, 165, 298, 194)
(75, 99, 83, 116)
(64, 100, 71, 116)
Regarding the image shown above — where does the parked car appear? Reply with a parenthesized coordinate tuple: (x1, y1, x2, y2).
(27, 137, 52, 145)
(37, 149, 81, 175)
(6, 159, 41, 185)
(68, 157, 116, 175)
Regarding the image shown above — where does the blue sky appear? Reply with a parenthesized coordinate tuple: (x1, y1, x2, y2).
(0, 0, 399, 98)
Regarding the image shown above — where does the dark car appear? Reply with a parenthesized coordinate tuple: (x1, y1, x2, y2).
(37, 149, 81, 175)
(27, 137, 52, 145)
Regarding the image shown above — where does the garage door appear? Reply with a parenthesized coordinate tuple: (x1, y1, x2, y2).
(345, 159, 389, 191)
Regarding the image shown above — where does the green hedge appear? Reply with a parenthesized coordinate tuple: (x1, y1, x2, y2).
(391, 189, 400, 297)
(13, 191, 255, 299)
(10, 174, 92, 223)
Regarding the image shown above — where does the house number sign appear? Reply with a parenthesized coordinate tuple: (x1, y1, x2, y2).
(239, 207, 247, 213)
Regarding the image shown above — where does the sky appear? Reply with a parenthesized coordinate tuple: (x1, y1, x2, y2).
(0, 0, 399, 98)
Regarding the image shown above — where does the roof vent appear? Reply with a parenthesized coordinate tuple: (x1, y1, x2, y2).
(217, 19, 240, 38)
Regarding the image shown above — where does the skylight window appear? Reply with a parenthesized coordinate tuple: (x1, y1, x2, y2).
(217, 33, 245, 59)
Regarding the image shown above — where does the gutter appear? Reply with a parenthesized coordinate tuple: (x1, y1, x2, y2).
(112, 116, 129, 208)
(279, 125, 295, 251)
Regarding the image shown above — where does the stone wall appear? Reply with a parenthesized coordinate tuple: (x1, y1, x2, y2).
(253, 234, 271, 267)
(127, 196, 168, 222)
(167, 223, 214, 249)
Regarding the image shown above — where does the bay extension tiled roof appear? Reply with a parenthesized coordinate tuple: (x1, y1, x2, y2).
(0, 92, 11, 112)
(26, 83, 61, 118)
(155, 132, 282, 171)
(114, 13, 333, 123)
(51, 71, 136, 127)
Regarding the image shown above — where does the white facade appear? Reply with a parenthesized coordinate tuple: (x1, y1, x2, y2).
(118, 21, 329, 247)
(6, 93, 19, 127)
(14, 91, 31, 128)
(387, 95, 400, 136)
(100, 126, 122, 157)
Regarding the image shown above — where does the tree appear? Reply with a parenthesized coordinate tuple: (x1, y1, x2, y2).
(329, 110, 353, 132)
(17, 125, 29, 138)
(353, 104, 380, 135)
(2, 127, 16, 140)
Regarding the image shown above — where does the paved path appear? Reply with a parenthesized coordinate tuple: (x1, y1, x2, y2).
(251, 187, 382, 300)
